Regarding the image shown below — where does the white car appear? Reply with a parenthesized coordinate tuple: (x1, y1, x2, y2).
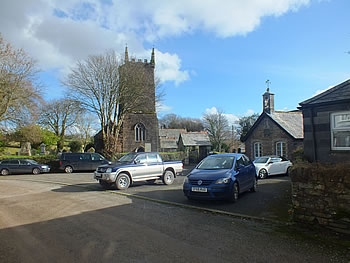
(253, 156, 292, 179)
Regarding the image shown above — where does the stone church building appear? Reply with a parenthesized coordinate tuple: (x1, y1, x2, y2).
(95, 47, 159, 153)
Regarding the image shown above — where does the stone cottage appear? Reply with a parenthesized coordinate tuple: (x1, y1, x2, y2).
(159, 128, 186, 152)
(242, 88, 303, 160)
(178, 132, 211, 164)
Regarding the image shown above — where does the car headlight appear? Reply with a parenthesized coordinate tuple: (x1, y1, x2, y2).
(215, 177, 230, 184)
(106, 168, 112, 173)
(184, 176, 189, 183)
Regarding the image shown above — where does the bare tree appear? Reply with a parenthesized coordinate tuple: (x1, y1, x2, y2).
(74, 113, 99, 149)
(63, 50, 154, 156)
(159, 114, 204, 131)
(0, 34, 42, 126)
(39, 98, 84, 150)
(202, 110, 230, 152)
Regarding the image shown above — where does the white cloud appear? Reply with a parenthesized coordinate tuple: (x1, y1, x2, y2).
(156, 102, 172, 115)
(243, 109, 256, 116)
(155, 51, 190, 85)
(0, 0, 310, 89)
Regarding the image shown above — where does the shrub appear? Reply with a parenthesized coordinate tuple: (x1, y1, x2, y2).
(68, 141, 82, 153)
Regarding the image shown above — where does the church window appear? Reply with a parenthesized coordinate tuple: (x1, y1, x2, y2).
(135, 123, 145, 142)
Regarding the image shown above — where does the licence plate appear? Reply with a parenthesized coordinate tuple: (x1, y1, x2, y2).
(191, 187, 207, 192)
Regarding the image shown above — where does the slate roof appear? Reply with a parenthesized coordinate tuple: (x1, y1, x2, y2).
(299, 78, 350, 106)
(160, 139, 178, 149)
(159, 129, 186, 150)
(159, 129, 186, 139)
(242, 110, 303, 141)
(180, 132, 211, 146)
(267, 111, 304, 139)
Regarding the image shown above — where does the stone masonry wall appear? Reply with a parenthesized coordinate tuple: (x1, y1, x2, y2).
(245, 117, 303, 161)
(290, 163, 350, 234)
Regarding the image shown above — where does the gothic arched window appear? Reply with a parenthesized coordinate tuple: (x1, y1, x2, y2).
(135, 123, 146, 142)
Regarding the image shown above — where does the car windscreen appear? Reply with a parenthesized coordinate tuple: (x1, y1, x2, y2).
(197, 156, 234, 170)
(118, 153, 137, 163)
(254, 157, 269, 163)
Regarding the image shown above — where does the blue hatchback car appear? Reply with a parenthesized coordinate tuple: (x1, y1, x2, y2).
(183, 153, 257, 202)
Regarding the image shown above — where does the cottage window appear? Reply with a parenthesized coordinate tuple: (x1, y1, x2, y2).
(253, 142, 262, 158)
(275, 142, 286, 157)
(331, 112, 350, 150)
(135, 123, 145, 142)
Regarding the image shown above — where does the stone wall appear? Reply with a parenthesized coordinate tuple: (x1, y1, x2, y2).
(290, 163, 350, 234)
(121, 113, 159, 152)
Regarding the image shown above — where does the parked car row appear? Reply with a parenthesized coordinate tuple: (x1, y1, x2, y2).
(0, 153, 292, 204)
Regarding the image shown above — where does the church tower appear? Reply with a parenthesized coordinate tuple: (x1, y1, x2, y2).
(118, 47, 159, 152)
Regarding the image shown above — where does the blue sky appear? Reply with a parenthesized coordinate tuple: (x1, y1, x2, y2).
(1, 0, 349, 125)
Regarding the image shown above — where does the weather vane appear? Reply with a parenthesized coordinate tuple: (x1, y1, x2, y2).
(265, 79, 271, 92)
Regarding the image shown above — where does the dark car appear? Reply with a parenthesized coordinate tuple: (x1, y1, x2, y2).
(183, 153, 257, 202)
(58, 152, 110, 173)
(0, 158, 50, 175)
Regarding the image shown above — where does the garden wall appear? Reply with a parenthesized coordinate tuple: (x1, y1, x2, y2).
(290, 163, 350, 234)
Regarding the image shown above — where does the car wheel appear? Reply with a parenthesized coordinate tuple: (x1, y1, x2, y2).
(32, 168, 41, 175)
(258, 169, 268, 179)
(250, 177, 257, 192)
(162, 170, 175, 185)
(64, 166, 73, 173)
(115, 173, 130, 190)
(229, 182, 239, 203)
(146, 179, 157, 184)
(285, 167, 291, 176)
(1, 169, 9, 176)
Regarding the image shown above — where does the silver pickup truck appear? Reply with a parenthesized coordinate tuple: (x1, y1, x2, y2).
(94, 152, 183, 190)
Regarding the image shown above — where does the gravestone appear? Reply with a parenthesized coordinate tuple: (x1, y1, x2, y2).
(20, 142, 32, 156)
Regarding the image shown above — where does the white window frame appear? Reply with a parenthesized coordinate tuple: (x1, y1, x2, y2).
(275, 141, 286, 157)
(253, 142, 262, 159)
(331, 111, 350, 150)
